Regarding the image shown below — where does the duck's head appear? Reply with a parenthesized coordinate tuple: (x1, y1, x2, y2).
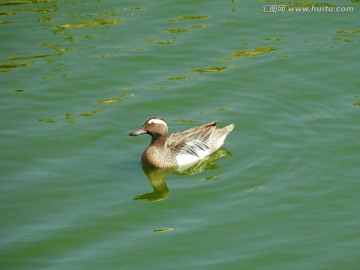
(129, 117, 168, 137)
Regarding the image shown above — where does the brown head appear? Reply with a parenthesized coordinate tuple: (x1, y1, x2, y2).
(129, 117, 168, 144)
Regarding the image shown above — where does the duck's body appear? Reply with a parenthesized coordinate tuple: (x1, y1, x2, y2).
(129, 117, 234, 168)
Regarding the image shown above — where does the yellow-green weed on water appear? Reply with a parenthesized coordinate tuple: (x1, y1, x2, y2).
(191, 66, 228, 73)
(8, 89, 26, 93)
(333, 37, 353, 43)
(336, 29, 360, 34)
(0, 61, 30, 69)
(233, 47, 278, 57)
(166, 15, 208, 22)
(57, 18, 123, 30)
(97, 94, 134, 105)
(153, 228, 173, 233)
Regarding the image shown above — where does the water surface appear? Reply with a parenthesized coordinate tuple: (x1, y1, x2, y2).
(1, 1, 360, 269)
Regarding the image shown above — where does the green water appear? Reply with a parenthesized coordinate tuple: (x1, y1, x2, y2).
(1, 0, 360, 269)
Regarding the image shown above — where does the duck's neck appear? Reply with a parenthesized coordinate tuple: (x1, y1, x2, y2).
(150, 133, 167, 148)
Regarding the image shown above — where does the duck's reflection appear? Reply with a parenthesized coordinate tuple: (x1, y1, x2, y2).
(134, 148, 232, 201)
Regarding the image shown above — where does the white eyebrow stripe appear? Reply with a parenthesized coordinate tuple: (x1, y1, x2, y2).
(148, 118, 168, 129)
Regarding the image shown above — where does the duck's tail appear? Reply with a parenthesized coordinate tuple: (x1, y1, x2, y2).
(209, 123, 234, 153)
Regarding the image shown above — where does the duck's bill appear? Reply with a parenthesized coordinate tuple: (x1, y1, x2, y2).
(129, 128, 147, 136)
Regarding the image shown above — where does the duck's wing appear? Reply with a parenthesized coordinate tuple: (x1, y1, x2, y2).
(167, 121, 234, 168)
(167, 121, 218, 157)
(177, 140, 211, 158)
(167, 121, 217, 147)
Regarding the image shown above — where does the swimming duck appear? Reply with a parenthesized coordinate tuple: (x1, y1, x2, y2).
(129, 117, 234, 168)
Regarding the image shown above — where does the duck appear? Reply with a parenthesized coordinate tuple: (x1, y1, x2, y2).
(129, 117, 234, 169)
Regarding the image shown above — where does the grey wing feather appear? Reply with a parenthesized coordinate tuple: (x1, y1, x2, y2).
(179, 140, 211, 157)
